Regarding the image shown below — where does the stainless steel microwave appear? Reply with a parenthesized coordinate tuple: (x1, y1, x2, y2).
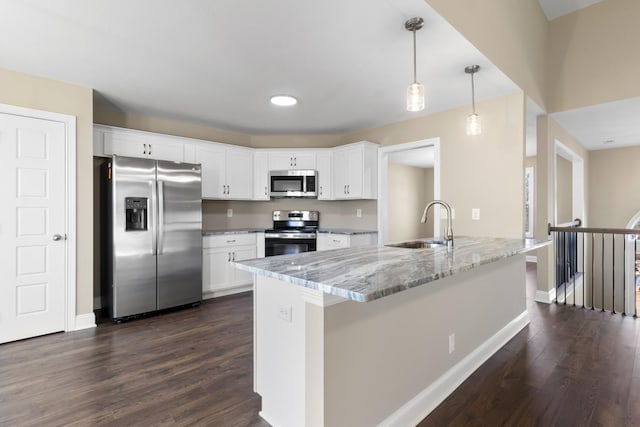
(269, 170, 318, 198)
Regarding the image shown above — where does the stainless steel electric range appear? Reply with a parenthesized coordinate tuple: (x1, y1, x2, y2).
(264, 210, 319, 257)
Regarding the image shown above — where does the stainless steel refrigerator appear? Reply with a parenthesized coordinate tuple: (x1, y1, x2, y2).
(101, 155, 202, 321)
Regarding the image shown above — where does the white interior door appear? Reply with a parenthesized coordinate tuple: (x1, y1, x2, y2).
(0, 112, 67, 343)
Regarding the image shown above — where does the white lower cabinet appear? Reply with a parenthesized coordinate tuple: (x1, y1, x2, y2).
(203, 233, 257, 298)
(317, 232, 377, 251)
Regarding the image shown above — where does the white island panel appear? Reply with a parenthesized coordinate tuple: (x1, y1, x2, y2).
(254, 254, 528, 427)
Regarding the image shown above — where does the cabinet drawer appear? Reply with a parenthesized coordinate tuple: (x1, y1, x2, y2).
(204, 233, 257, 248)
(325, 234, 349, 247)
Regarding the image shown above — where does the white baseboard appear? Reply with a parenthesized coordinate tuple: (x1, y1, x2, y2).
(379, 311, 530, 427)
(203, 284, 252, 300)
(526, 255, 537, 263)
(73, 313, 96, 331)
(535, 287, 557, 304)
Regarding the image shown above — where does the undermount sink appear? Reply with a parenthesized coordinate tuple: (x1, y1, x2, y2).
(386, 240, 447, 249)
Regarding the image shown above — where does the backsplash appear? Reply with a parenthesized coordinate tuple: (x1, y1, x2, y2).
(202, 199, 377, 230)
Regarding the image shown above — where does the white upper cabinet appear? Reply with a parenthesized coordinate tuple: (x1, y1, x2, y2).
(98, 126, 185, 162)
(253, 151, 270, 200)
(332, 142, 378, 200)
(195, 144, 253, 200)
(268, 151, 316, 170)
(194, 144, 226, 198)
(316, 150, 332, 200)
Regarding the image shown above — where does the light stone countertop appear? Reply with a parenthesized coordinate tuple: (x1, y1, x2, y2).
(202, 228, 265, 236)
(317, 229, 378, 235)
(234, 236, 550, 302)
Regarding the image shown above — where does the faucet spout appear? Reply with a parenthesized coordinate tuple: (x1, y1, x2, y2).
(421, 200, 454, 248)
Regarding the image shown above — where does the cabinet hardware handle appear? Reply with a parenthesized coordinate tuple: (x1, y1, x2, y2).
(333, 239, 340, 243)
(344, 185, 347, 194)
(347, 185, 350, 194)
(319, 186, 322, 196)
(264, 186, 267, 196)
(294, 157, 297, 166)
(148, 144, 152, 156)
(227, 239, 236, 244)
(143, 143, 147, 155)
(232, 252, 235, 261)
(228, 252, 231, 262)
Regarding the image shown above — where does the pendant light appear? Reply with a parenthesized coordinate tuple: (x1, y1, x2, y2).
(465, 65, 481, 135)
(405, 17, 425, 112)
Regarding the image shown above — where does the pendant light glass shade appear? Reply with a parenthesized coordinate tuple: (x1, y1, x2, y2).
(406, 82, 425, 112)
(405, 17, 424, 112)
(466, 113, 482, 135)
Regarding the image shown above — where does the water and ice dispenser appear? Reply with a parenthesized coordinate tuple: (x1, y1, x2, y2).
(125, 197, 148, 231)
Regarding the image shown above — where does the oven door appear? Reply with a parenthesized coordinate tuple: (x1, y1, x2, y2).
(265, 232, 317, 257)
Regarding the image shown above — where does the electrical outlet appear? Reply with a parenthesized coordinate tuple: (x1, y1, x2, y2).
(278, 304, 292, 323)
(227, 208, 233, 218)
(356, 208, 362, 218)
(449, 333, 455, 354)
(472, 208, 480, 220)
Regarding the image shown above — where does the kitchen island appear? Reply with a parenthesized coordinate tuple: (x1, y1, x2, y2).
(235, 237, 548, 427)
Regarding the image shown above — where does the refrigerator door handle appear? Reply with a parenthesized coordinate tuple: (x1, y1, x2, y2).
(150, 180, 157, 254)
(158, 180, 165, 255)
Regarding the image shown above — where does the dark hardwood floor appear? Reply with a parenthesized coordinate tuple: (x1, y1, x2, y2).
(0, 293, 268, 427)
(1, 264, 639, 426)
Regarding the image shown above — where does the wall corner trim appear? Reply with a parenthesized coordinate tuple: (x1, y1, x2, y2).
(378, 310, 530, 427)
(535, 287, 557, 304)
(73, 313, 97, 331)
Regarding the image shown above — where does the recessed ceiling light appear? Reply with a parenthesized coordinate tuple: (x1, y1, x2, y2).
(270, 95, 297, 106)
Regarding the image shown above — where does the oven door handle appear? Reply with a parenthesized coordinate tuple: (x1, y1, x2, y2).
(265, 233, 317, 239)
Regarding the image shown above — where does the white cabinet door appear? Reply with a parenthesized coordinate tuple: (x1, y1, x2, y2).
(102, 129, 184, 162)
(332, 147, 352, 199)
(268, 151, 316, 170)
(317, 234, 350, 251)
(226, 148, 254, 199)
(203, 248, 234, 293)
(253, 151, 269, 200)
(332, 142, 377, 199)
(292, 151, 316, 169)
(316, 150, 332, 200)
(145, 135, 185, 162)
(195, 145, 226, 198)
(231, 245, 257, 286)
(103, 131, 148, 158)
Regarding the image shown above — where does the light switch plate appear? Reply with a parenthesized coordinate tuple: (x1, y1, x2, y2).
(472, 208, 480, 220)
(227, 208, 233, 218)
(356, 208, 362, 218)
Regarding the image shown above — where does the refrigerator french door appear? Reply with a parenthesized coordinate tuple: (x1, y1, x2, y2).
(102, 156, 202, 321)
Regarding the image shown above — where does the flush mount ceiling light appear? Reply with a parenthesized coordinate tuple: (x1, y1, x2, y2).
(270, 95, 297, 107)
(405, 17, 425, 112)
(465, 65, 482, 135)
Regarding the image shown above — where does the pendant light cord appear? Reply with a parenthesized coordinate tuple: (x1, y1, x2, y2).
(471, 72, 476, 114)
(412, 29, 417, 83)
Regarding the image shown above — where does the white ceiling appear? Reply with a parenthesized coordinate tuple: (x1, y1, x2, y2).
(0, 0, 519, 135)
(537, 0, 605, 20)
(550, 97, 640, 151)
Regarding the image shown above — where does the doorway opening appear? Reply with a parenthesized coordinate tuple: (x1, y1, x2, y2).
(377, 138, 440, 244)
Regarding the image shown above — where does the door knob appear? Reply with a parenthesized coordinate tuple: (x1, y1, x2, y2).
(52, 234, 66, 241)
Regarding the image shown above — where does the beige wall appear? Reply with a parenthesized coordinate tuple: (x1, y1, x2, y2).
(387, 163, 433, 242)
(548, 0, 640, 112)
(588, 146, 640, 228)
(0, 68, 94, 316)
(343, 92, 525, 239)
(95, 106, 343, 149)
(425, 0, 549, 110)
(94, 106, 251, 146)
(555, 155, 573, 224)
(202, 199, 377, 231)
